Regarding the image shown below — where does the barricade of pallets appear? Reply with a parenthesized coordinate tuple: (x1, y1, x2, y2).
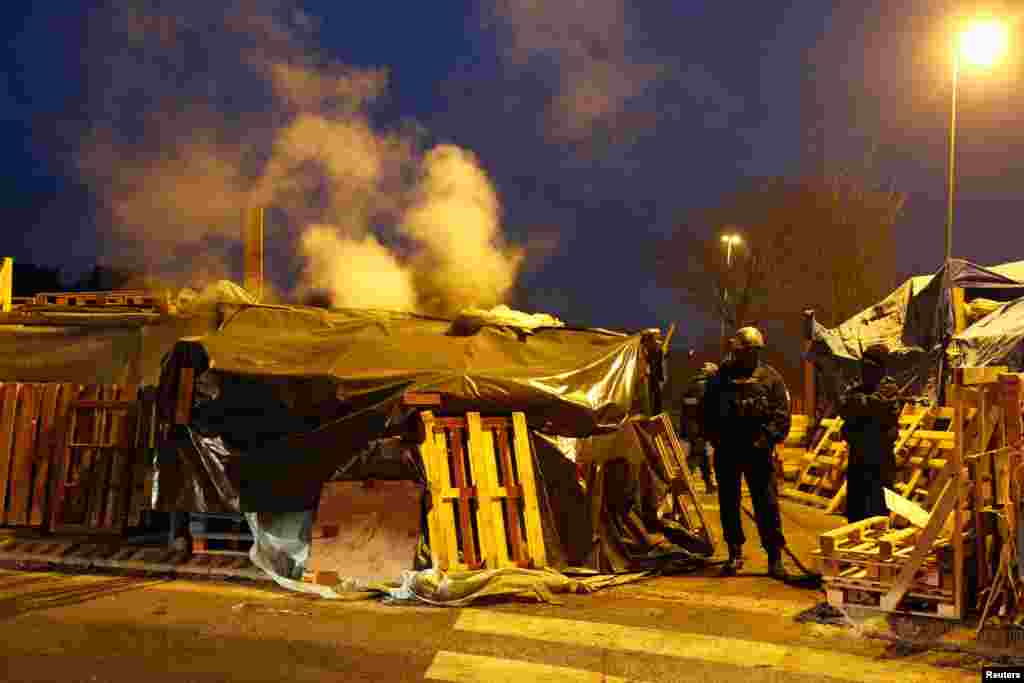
(815, 368, 1024, 622)
(417, 411, 547, 572)
(0, 382, 155, 533)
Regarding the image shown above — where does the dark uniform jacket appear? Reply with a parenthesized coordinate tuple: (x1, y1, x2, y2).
(702, 361, 792, 451)
(837, 378, 902, 467)
(679, 371, 713, 442)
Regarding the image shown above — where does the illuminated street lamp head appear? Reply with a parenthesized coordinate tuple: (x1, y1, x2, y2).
(720, 234, 742, 245)
(958, 18, 1011, 68)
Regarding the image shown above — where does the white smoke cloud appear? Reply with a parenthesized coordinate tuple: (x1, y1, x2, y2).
(402, 145, 523, 316)
(73, 0, 527, 315)
(299, 226, 416, 311)
(485, 0, 661, 141)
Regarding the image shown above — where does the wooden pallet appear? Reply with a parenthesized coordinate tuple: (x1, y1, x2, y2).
(50, 384, 154, 534)
(0, 382, 151, 531)
(781, 417, 845, 508)
(417, 411, 546, 572)
(30, 290, 169, 309)
(189, 513, 253, 558)
(815, 514, 959, 618)
(629, 413, 715, 554)
(826, 583, 958, 619)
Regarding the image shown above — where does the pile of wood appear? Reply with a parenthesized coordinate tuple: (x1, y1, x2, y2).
(783, 403, 969, 514)
(812, 368, 1024, 621)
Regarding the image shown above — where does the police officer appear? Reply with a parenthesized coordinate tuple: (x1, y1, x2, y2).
(837, 343, 902, 522)
(702, 327, 792, 579)
(680, 361, 719, 492)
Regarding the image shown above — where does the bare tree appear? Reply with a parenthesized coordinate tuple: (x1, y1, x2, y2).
(657, 173, 904, 339)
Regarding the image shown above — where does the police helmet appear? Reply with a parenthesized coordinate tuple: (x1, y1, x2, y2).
(732, 326, 765, 350)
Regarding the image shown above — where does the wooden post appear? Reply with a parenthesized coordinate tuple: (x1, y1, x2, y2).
(0, 257, 12, 313)
(802, 310, 816, 419)
(951, 287, 968, 335)
(952, 369, 965, 618)
(243, 207, 264, 301)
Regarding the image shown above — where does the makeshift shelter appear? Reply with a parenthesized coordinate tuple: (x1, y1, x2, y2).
(152, 304, 713, 600)
(807, 258, 1024, 415)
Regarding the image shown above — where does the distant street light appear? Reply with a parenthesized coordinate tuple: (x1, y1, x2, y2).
(720, 232, 743, 344)
(946, 17, 1011, 263)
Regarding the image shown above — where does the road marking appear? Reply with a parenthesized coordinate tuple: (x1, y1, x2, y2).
(452, 610, 975, 683)
(425, 651, 641, 683)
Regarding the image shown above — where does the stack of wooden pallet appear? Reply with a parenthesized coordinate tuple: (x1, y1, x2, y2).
(815, 368, 1024, 621)
(417, 411, 547, 572)
(782, 404, 968, 515)
(816, 516, 959, 618)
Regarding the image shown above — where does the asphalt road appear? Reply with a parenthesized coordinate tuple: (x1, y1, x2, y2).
(0, 491, 986, 683)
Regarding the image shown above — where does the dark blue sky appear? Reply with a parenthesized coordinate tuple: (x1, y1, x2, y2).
(3, 2, 1022, 345)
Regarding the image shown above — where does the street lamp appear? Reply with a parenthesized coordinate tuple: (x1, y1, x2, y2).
(946, 17, 1011, 263)
(720, 233, 742, 343)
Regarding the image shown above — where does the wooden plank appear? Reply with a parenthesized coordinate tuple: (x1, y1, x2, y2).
(467, 413, 508, 569)
(7, 384, 42, 525)
(417, 412, 447, 571)
(0, 383, 22, 519)
(102, 383, 137, 530)
(448, 422, 480, 568)
(512, 412, 547, 568)
(494, 423, 526, 565)
(820, 517, 890, 555)
(953, 388, 966, 620)
(86, 385, 118, 529)
(0, 257, 11, 313)
(881, 466, 960, 612)
(29, 384, 62, 527)
(46, 385, 80, 531)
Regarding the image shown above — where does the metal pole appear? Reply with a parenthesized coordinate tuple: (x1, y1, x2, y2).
(945, 52, 959, 264)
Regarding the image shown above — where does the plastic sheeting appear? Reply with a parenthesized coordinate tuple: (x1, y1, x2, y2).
(950, 296, 1024, 369)
(808, 259, 1024, 409)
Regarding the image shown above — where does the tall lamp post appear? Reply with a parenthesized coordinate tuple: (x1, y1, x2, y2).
(946, 18, 1011, 263)
(720, 232, 742, 346)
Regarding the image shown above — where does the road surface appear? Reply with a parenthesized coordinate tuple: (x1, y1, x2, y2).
(0, 564, 983, 683)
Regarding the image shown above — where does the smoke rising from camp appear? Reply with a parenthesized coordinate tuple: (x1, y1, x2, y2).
(73, 0, 523, 315)
(485, 0, 660, 142)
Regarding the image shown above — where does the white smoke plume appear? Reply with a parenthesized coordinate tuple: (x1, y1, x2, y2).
(402, 146, 523, 316)
(73, 0, 525, 314)
(485, 0, 661, 142)
(299, 227, 417, 311)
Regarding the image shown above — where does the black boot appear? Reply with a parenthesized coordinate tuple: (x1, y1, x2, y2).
(720, 544, 744, 576)
(767, 550, 789, 581)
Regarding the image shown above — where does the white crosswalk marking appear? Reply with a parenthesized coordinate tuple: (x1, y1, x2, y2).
(441, 609, 975, 683)
(425, 651, 641, 683)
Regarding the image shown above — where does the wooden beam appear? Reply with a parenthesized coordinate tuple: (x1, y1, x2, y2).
(951, 287, 968, 335)
(243, 207, 264, 301)
(880, 475, 959, 612)
(0, 257, 11, 313)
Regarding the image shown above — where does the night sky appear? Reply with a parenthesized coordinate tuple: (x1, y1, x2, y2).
(3, 2, 1022, 346)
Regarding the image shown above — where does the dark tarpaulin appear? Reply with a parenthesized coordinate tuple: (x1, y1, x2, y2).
(153, 305, 661, 514)
(808, 259, 1024, 409)
(0, 310, 220, 385)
